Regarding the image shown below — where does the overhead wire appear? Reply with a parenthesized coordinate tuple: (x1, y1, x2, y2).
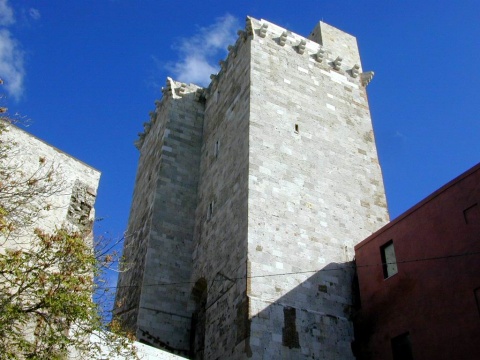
(97, 249, 480, 291)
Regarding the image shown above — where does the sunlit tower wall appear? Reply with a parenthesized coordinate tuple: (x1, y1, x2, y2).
(114, 80, 204, 354)
(189, 17, 389, 359)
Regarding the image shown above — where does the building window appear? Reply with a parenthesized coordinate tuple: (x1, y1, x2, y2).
(381, 240, 398, 279)
(214, 140, 220, 158)
(294, 124, 299, 133)
(391, 332, 414, 360)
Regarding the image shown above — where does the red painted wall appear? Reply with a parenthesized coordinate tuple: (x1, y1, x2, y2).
(354, 163, 480, 360)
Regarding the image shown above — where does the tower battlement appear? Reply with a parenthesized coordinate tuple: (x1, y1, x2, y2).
(135, 78, 204, 150)
(206, 16, 373, 100)
(136, 16, 375, 150)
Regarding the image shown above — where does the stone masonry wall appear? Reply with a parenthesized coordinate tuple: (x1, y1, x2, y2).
(246, 18, 389, 359)
(115, 81, 204, 355)
(114, 92, 171, 335)
(0, 122, 100, 244)
(118, 16, 389, 360)
(190, 30, 252, 360)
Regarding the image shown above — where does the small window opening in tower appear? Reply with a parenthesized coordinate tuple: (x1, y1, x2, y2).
(214, 140, 220, 158)
(295, 124, 299, 133)
(207, 201, 214, 220)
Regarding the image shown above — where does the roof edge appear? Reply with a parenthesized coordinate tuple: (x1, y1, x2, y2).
(355, 162, 480, 250)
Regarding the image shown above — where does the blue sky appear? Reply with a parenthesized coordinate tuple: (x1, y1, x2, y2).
(1, 2, 479, 243)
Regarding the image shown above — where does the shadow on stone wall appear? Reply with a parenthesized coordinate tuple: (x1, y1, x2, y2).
(247, 261, 359, 359)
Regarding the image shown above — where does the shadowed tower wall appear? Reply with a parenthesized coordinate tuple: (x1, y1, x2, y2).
(114, 81, 204, 355)
(116, 16, 389, 360)
(190, 28, 252, 359)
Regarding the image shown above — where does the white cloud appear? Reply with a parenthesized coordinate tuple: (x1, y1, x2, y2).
(167, 14, 241, 86)
(0, 0, 15, 26)
(0, 29, 25, 100)
(29, 8, 41, 21)
(0, 1, 25, 101)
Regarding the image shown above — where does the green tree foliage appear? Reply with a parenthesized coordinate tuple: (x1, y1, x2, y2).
(0, 229, 98, 358)
(0, 86, 137, 359)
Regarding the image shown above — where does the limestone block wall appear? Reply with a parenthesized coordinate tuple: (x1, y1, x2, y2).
(0, 122, 100, 245)
(114, 81, 204, 355)
(245, 18, 389, 359)
(114, 93, 171, 335)
(118, 16, 389, 360)
(190, 32, 252, 360)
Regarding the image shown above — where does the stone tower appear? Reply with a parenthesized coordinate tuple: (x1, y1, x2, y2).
(115, 16, 389, 359)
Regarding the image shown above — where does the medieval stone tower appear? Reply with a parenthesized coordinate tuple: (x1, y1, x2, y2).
(115, 16, 389, 359)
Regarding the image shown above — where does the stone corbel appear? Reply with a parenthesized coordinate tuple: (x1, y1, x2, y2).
(228, 45, 237, 58)
(134, 139, 143, 150)
(219, 60, 227, 72)
(259, 23, 268, 38)
(351, 64, 360, 78)
(195, 88, 205, 102)
(134, 132, 146, 150)
(143, 121, 151, 134)
(333, 56, 342, 70)
(297, 39, 307, 55)
(209, 74, 218, 92)
(279, 31, 288, 46)
(360, 71, 375, 86)
(237, 30, 247, 42)
(176, 83, 187, 96)
(315, 48, 325, 63)
(148, 111, 156, 123)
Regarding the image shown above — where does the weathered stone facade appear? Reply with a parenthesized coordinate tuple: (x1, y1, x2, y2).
(114, 81, 205, 353)
(115, 17, 389, 359)
(0, 122, 100, 242)
(0, 121, 101, 356)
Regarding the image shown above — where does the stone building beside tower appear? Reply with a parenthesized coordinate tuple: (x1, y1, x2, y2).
(114, 16, 389, 359)
(0, 122, 100, 241)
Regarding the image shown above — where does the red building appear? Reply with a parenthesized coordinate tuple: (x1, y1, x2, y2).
(354, 163, 480, 360)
